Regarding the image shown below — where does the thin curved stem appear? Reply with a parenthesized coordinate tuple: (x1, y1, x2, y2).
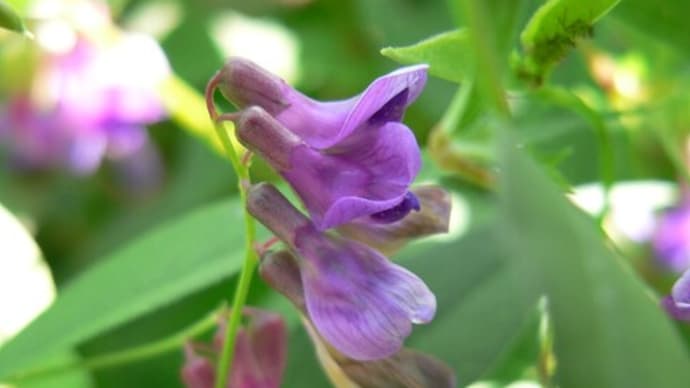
(206, 77, 259, 388)
(7, 309, 219, 383)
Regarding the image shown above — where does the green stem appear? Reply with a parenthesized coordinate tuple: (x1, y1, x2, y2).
(7, 309, 218, 383)
(211, 120, 258, 388)
(460, 0, 511, 119)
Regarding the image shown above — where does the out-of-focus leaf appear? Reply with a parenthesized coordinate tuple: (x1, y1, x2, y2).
(381, 30, 470, 83)
(403, 223, 541, 385)
(0, 199, 243, 379)
(498, 135, 690, 387)
(612, 1, 690, 52)
(458, 0, 525, 115)
(481, 301, 543, 383)
(517, 0, 621, 84)
(0, 0, 28, 35)
(18, 352, 92, 388)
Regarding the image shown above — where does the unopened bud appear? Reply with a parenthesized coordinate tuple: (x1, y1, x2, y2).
(216, 57, 290, 114)
(246, 183, 312, 246)
(236, 106, 302, 171)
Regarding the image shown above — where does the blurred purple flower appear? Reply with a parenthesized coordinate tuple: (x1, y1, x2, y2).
(210, 58, 426, 230)
(247, 183, 436, 361)
(662, 268, 690, 321)
(653, 200, 690, 273)
(181, 308, 287, 388)
(1, 32, 169, 174)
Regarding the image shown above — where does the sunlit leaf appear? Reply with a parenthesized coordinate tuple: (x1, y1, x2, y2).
(498, 135, 690, 387)
(0, 0, 28, 35)
(0, 199, 244, 379)
(517, 0, 621, 85)
(381, 30, 470, 83)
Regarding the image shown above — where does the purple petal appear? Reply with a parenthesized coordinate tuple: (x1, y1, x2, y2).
(338, 185, 452, 255)
(296, 233, 436, 360)
(181, 344, 215, 388)
(281, 65, 428, 149)
(240, 308, 287, 388)
(335, 65, 427, 146)
(662, 295, 690, 321)
(671, 268, 690, 306)
(653, 202, 690, 273)
(220, 58, 428, 151)
(285, 121, 421, 230)
(67, 132, 108, 174)
(370, 191, 421, 223)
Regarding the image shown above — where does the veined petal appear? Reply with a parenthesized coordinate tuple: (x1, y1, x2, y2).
(261, 250, 454, 387)
(214, 57, 428, 150)
(296, 234, 436, 360)
(286, 121, 421, 230)
(334, 65, 428, 148)
(289, 64, 428, 149)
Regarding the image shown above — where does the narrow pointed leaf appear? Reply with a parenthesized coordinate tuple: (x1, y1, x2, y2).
(0, 1, 27, 35)
(0, 199, 243, 378)
(498, 134, 690, 387)
(381, 30, 470, 83)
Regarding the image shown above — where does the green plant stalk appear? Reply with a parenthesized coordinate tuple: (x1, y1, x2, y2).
(460, 0, 511, 118)
(6, 309, 218, 383)
(211, 120, 258, 388)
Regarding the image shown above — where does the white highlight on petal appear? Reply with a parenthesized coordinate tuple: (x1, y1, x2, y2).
(209, 11, 300, 84)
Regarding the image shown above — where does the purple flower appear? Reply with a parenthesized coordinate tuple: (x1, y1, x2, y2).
(210, 58, 427, 230)
(1, 32, 169, 174)
(662, 268, 690, 321)
(259, 250, 455, 387)
(234, 106, 421, 230)
(248, 183, 436, 360)
(337, 185, 452, 255)
(181, 308, 287, 388)
(653, 200, 690, 273)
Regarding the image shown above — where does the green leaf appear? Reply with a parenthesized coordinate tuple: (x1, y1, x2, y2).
(517, 0, 621, 84)
(403, 223, 541, 385)
(19, 352, 92, 388)
(612, 0, 690, 52)
(0, 199, 244, 379)
(498, 135, 690, 387)
(381, 30, 470, 83)
(0, 0, 28, 35)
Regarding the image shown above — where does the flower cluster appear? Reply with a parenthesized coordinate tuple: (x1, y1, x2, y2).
(204, 57, 454, 386)
(0, 1, 169, 175)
